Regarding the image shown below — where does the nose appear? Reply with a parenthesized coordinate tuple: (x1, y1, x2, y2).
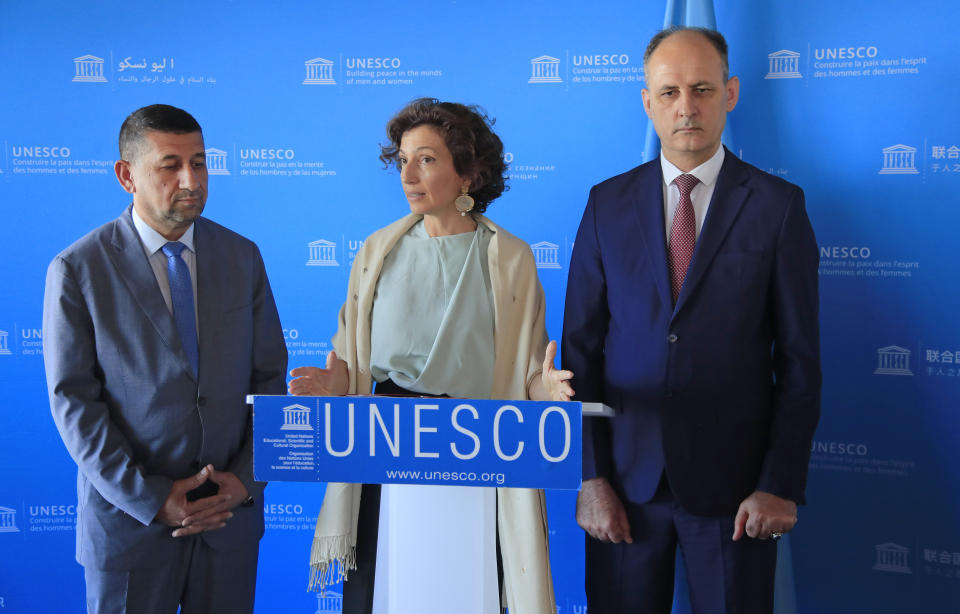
(180, 164, 202, 190)
(678, 91, 696, 118)
(401, 162, 418, 184)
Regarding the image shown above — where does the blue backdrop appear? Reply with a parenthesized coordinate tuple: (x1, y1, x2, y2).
(1, 1, 958, 612)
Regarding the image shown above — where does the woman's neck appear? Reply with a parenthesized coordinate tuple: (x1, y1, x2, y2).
(423, 211, 478, 237)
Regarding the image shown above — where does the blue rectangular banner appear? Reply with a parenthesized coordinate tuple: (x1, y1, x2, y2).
(252, 395, 582, 489)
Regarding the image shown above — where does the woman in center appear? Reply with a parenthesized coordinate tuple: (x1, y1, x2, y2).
(290, 98, 572, 614)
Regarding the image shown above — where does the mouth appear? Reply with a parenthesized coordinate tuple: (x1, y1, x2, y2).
(405, 192, 426, 200)
(175, 191, 203, 206)
(674, 126, 702, 135)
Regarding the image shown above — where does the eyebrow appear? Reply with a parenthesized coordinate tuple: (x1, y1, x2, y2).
(157, 153, 205, 162)
(398, 146, 438, 155)
(659, 80, 714, 91)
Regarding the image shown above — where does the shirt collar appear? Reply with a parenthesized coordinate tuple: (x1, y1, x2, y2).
(660, 144, 726, 189)
(130, 206, 196, 255)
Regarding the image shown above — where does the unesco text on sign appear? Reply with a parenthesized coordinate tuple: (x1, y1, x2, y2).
(252, 395, 583, 489)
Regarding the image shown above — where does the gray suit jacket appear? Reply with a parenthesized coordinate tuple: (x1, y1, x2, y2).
(43, 206, 288, 571)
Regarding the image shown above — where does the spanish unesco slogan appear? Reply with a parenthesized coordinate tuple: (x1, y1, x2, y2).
(252, 395, 582, 489)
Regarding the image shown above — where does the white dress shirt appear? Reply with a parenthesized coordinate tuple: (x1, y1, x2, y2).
(130, 207, 199, 328)
(660, 145, 726, 244)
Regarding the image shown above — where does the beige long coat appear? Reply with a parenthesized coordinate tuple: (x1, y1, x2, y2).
(319, 213, 556, 613)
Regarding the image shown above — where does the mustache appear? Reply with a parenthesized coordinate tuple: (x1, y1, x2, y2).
(174, 189, 204, 201)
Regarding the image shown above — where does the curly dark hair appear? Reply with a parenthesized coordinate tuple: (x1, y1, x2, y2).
(379, 98, 508, 216)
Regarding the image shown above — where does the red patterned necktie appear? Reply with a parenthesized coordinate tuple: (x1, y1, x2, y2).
(668, 173, 700, 304)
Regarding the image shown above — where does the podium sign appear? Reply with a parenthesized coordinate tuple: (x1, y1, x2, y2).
(252, 395, 582, 489)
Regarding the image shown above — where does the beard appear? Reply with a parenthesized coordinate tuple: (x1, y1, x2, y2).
(166, 189, 206, 222)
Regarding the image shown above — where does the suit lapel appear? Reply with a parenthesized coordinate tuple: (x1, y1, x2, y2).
(109, 206, 197, 380)
(630, 163, 673, 314)
(675, 150, 751, 312)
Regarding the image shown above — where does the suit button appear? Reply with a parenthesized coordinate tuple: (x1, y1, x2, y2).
(667, 333, 678, 343)
(197, 396, 207, 406)
(190, 461, 201, 470)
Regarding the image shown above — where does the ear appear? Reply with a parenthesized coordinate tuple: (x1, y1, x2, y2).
(641, 88, 653, 119)
(115, 159, 135, 194)
(459, 169, 475, 193)
(725, 76, 740, 112)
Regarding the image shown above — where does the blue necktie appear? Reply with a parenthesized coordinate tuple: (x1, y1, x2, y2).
(161, 242, 199, 376)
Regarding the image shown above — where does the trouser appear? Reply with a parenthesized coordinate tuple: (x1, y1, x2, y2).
(84, 535, 259, 614)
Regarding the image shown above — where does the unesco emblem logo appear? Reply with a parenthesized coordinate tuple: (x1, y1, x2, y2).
(303, 58, 336, 85)
(281, 404, 313, 431)
(528, 55, 562, 83)
(0, 506, 19, 532)
(531, 241, 561, 269)
(314, 590, 343, 614)
(72, 54, 107, 83)
(764, 50, 802, 79)
(0, 330, 12, 355)
(205, 148, 230, 176)
(874, 346, 913, 376)
(307, 239, 338, 267)
(873, 543, 912, 574)
(879, 144, 919, 175)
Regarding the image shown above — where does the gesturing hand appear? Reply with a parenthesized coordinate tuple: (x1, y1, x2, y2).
(538, 340, 575, 402)
(288, 350, 349, 396)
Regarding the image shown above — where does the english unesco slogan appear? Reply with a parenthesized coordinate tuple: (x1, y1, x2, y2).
(251, 395, 582, 489)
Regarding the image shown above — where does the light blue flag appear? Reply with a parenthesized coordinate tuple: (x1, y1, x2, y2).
(644, 3, 798, 614)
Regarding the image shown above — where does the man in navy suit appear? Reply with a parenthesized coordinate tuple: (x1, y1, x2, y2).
(562, 28, 820, 613)
(43, 104, 287, 613)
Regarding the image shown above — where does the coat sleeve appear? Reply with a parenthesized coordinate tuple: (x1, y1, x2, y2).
(226, 244, 288, 498)
(561, 187, 614, 482)
(42, 255, 172, 526)
(331, 239, 367, 396)
(756, 187, 821, 504)
(521, 248, 550, 398)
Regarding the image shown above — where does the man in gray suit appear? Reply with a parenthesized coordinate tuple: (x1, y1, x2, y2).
(42, 104, 288, 613)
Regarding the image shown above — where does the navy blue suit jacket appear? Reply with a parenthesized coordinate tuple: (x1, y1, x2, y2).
(562, 149, 821, 516)
(43, 206, 288, 570)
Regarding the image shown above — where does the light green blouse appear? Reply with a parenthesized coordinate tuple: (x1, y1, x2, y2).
(369, 220, 495, 399)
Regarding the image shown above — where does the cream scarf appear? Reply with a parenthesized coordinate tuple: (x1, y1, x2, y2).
(308, 214, 556, 613)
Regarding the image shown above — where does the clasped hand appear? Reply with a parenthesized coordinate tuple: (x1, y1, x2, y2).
(155, 464, 247, 537)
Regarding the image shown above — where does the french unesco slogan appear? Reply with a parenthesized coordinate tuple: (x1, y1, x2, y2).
(252, 395, 582, 489)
